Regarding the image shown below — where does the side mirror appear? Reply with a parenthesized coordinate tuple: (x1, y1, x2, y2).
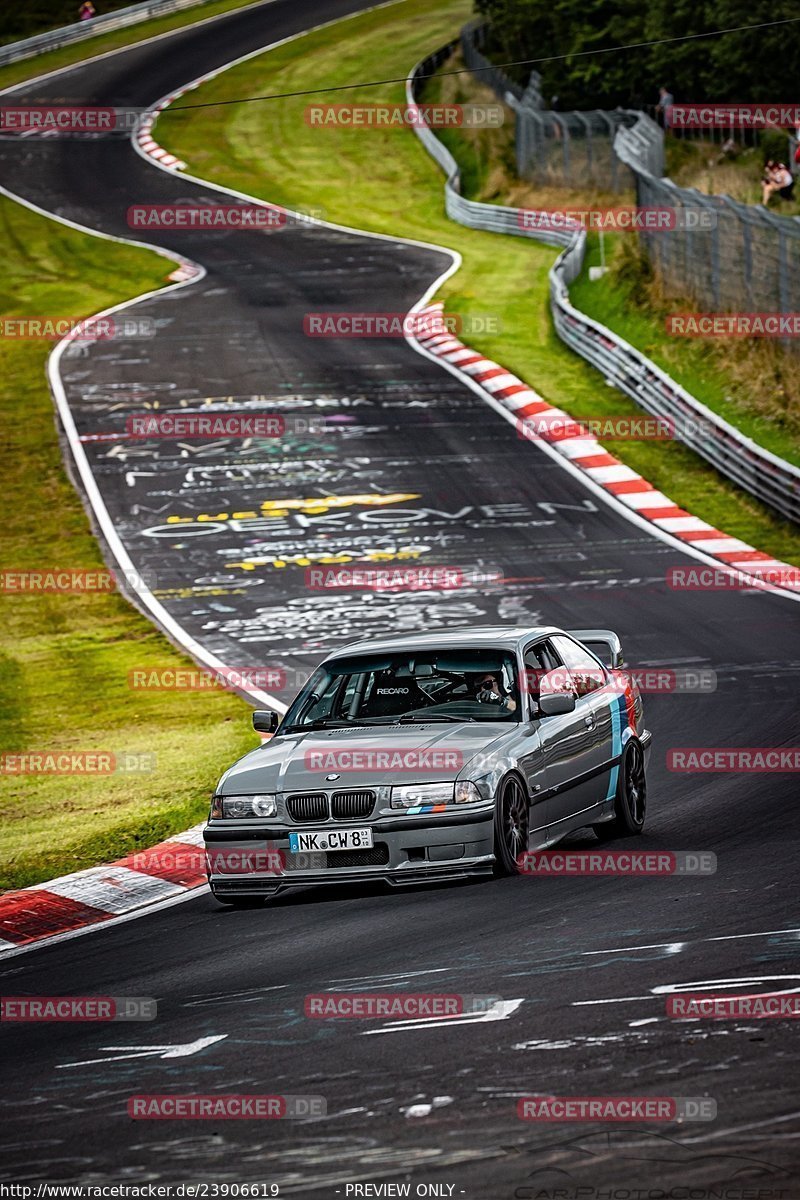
(539, 691, 576, 716)
(252, 710, 280, 734)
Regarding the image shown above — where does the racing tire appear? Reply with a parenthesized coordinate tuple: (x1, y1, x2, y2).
(493, 774, 530, 875)
(593, 739, 647, 840)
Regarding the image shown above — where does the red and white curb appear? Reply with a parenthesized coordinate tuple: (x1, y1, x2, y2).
(134, 92, 205, 284)
(0, 825, 207, 955)
(414, 304, 800, 593)
(136, 92, 188, 170)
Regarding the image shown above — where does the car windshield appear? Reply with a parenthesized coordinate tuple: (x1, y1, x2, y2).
(282, 649, 521, 728)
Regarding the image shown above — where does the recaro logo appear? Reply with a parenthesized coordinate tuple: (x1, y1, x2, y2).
(376, 687, 409, 694)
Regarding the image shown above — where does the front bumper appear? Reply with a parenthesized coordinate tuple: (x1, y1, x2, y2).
(204, 807, 495, 897)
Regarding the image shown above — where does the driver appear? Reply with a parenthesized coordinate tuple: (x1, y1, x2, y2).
(468, 671, 517, 713)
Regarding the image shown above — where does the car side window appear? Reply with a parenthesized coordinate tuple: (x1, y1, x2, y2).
(522, 640, 561, 704)
(550, 635, 607, 697)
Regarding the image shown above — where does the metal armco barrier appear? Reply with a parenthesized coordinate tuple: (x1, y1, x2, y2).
(0, 0, 219, 67)
(407, 44, 800, 525)
(462, 21, 800, 357)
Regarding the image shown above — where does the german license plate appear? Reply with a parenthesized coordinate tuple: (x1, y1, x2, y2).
(288, 828, 373, 853)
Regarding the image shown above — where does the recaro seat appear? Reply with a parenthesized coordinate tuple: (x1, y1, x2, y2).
(360, 670, 431, 718)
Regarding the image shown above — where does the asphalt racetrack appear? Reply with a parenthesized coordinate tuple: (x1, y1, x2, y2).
(0, 0, 798, 1193)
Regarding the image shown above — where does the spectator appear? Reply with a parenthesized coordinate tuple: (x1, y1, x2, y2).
(656, 86, 674, 129)
(761, 160, 794, 205)
(78, 1, 96, 20)
(550, 94, 562, 141)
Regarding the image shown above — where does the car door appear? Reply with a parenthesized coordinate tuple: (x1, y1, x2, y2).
(545, 634, 615, 826)
(515, 639, 561, 837)
(519, 637, 595, 833)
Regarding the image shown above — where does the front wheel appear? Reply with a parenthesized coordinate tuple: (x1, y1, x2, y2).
(593, 739, 647, 840)
(494, 774, 530, 875)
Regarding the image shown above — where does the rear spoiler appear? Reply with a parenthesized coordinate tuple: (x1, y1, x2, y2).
(567, 628, 624, 668)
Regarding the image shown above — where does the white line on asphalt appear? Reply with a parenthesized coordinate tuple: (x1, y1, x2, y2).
(56, 1033, 227, 1068)
(362, 998, 524, 1034)
(580, 928, 800, 955)
(573, 973, 800, 1007)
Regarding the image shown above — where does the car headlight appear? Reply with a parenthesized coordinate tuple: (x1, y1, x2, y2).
(454, 780, 482, 804)
(390, 780, 483, 809)
(211, 794, 277, 819)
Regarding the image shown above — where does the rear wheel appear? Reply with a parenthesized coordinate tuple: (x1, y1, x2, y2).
(593, 739, 647, 840)
(494, 774, 529, 875)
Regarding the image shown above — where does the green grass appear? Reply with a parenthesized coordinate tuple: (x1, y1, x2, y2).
(157, 0, 800, 566)
(664, 136, 800, 217)
(570, 237, 800, 469)
(0, 0, 268, 92)
(0, 199, 255, 890)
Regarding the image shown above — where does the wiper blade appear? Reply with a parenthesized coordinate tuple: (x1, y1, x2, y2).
(284, 719, 368, 732)
(395, 714, 473, 723)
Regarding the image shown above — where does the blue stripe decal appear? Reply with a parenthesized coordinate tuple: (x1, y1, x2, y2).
(605, 695, 623, 800)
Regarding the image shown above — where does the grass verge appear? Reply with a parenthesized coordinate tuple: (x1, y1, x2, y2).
(157, 0, 800, 565)
(664, 136, 799, 217)
(0, 199, 254, 891)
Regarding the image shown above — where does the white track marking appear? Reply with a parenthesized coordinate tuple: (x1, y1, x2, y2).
(580, 928, 800, 955)
(362, 998, 524, 1034)
(573, 973, 800, 1008)
(56, 1033, 227, 1068)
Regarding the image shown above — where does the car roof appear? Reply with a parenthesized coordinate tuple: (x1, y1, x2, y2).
(324, 625, 561, 660)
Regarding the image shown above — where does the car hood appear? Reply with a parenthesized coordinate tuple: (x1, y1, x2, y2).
(218, 722, 512, 792)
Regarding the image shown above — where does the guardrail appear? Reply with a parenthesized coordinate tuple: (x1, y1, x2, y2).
(408, 44, 800, 525)
(0, 0, 217, 68)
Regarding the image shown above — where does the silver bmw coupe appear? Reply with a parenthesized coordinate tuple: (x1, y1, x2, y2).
(204, 625, 651, 904)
